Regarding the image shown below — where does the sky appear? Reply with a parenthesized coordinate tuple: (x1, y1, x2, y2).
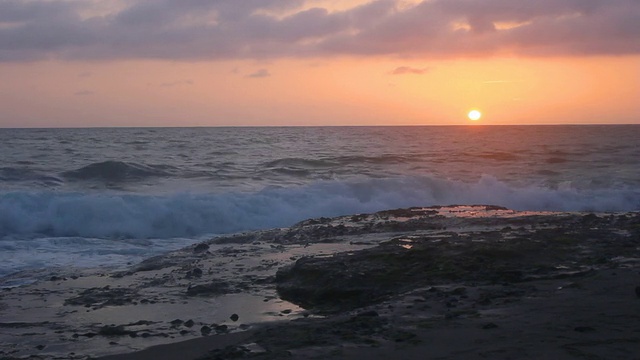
(0, 0, 639, 127)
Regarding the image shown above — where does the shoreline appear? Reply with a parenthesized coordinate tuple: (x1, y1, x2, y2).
(1, 205, 639, 359)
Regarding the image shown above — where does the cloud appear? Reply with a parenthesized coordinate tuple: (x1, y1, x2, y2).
(0, 0, 639, 62)
(391, 66, 430, 75)
(246, 69, 271, 78)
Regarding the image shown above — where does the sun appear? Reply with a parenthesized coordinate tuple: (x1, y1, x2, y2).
(468, 110, 482, 121)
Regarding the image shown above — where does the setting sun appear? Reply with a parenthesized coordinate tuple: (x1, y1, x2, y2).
(468, 110, 482, 121)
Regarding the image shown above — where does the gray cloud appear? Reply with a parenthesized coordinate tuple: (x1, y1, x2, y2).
(246, 69, 271, 78)
(392, 66, 430, 75)
(0, 0, 639, 62)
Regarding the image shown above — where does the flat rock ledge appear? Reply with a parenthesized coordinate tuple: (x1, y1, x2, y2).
(275, 207, 640, 312)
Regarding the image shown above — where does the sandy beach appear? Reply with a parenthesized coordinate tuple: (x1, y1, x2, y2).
(1, 205, 639, 359)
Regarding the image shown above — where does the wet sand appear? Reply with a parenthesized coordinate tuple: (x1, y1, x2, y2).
(1, 205, 639, 359)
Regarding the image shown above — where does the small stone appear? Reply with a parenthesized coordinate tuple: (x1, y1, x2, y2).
(281, 309, 292, 314)
(194, 243, 210, 253)
(170, 319, 184, 326)
(99, 325, 130, 336)
(230, 314, 239, 322)
(184, 319, 195, 328)
(36, 345, 46, 350)
(201, 326, 212, 335)
(215, 324, 228, 333)
(186, 268, 204, 279)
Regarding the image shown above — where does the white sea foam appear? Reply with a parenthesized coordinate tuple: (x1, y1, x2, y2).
(2, 176, 638, 242)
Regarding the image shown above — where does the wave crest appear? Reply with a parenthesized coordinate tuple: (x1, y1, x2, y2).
(1, 175, 638, 240)
(62, 161, 175, 182)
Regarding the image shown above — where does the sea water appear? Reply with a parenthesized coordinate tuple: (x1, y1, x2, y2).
(1, 125, 639, 279)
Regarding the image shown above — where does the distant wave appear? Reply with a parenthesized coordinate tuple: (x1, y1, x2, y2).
(474, 152, 520, 161)
(62, 161, 177, 182)
(0, 167, 63, 184)
(263, 155, 421, 170)
(263, 158, 338, 169)
(1, 175, 638, 240)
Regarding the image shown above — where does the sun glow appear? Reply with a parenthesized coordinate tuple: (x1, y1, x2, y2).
(468, 110, 482, 121)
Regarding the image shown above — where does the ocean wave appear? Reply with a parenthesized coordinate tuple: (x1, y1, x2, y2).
(474, 152, 520, 161)
(334, 155, 418, 165)
(62, 161, 177, 182)
(0, 167, 63, 184)
(1, 176, 638, 240)
(263, 158, 338, 169)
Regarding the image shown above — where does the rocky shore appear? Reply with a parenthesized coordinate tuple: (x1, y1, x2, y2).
(1, 205, 639, 359)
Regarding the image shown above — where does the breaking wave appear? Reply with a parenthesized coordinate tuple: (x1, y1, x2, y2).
(2, 175, 638, 240)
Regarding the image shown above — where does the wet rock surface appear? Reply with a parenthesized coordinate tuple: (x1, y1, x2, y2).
(2, 206, 640, 360)
(65, 286, 139, 308)
(276, 210, 640, 312)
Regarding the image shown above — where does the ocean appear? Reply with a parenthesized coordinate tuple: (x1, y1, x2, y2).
(1, 125, 639, 280)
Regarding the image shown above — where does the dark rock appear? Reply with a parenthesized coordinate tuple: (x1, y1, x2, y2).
(99, 325, 134, 337)
(194, 243, 210, 253)
(185, 267, 203, 279)
(130, 256, 178, 273)
(128, 320, 154, 326)
(274, 214, 617, 312)
(230, 314, 239, 322)
(215, 324, 228, 333)
(184, 319, 195, 328)
(186, 281, 231, 296)
(170, 319, 184, 326)
(73, 332, 96, 338)
(35, 345, 46, 350)
(200, 326, 212, 335)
